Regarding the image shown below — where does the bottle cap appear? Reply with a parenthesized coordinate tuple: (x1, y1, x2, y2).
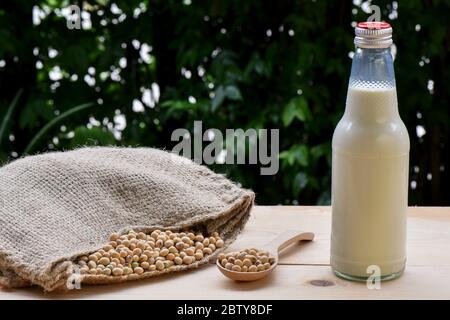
(354, 22, 393, 48)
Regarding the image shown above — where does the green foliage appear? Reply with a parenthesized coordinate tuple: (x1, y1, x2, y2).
(0, 89, 22, 151)
(23, 102, 94, 154)
(68, 126, 116, 148)
(0, 1, 448, 205)
(282, 97, 310, 127)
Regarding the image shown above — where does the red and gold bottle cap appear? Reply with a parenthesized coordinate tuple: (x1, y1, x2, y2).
(354, 21, 393, 48)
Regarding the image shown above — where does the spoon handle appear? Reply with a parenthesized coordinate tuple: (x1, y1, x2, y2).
(263, 230, 314, 254)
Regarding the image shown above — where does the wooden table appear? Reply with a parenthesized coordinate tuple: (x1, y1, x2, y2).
(1, 206, 449, 300)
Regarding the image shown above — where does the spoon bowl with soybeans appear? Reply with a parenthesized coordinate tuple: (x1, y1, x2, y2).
(216, 230, 314, 282)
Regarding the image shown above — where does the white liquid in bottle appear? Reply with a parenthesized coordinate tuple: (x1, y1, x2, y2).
(331, 85, 409, 279)
(331, 22, 410, 281)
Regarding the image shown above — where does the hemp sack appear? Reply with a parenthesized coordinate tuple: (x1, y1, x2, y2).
(0, 147, 255, 291)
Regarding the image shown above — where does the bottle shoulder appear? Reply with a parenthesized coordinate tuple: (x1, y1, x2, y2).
(332, 116, 410, 157)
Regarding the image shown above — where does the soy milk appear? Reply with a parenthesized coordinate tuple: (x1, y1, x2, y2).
(331, 22, 410, 281)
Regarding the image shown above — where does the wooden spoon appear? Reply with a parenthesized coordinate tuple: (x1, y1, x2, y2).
(216, 230, 314, 281)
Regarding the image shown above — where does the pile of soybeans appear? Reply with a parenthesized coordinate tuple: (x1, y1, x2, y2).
(76, 229, 224, 277)
(218, 249, 276, 272)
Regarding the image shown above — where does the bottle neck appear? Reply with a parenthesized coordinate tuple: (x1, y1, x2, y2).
(349, 46, 395, 87)
(345, 46, 399, 123)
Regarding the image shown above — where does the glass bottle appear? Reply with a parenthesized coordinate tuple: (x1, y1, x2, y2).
(331, 22, 410, 281)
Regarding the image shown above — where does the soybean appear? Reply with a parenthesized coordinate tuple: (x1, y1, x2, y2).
(219, 249, 275, 273)
(77, 229, 224, 277)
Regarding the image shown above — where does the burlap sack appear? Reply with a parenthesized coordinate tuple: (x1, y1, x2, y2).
(0, 147, 255, 292)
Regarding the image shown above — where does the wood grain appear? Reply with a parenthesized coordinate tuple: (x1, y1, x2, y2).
(1, 206, 449, 300)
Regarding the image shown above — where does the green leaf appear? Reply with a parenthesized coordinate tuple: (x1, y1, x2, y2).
(317, 190, 331, 205)
(311, 144, 325, 160)
(68, 126, 116, 148)
(0, 89, 23, 149)
(224, 85, 242, 100)
(253, 59, 266, 76)
(279, 144, 309, 167)
(294, 145, 309, 167)
(160, 100, 193, 110)
(19, 98, 54, 129)
(293, 172, 308, 196)
(282, 97, 310, 127)
(243, 54, 268, 80)
(19, 105, 37, 130)
(23, 102, 94, 155)
(279, 150, 295, 166)
(211, 85, 225, 112)
(160, 100, 197, 119)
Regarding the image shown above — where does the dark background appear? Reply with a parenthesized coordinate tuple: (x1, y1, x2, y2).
(0, 0, 448, 205)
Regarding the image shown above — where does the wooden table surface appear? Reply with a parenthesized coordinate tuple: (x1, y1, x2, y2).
(1, 206, 449, 300)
